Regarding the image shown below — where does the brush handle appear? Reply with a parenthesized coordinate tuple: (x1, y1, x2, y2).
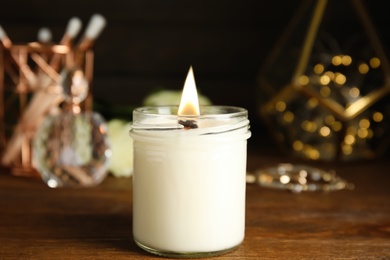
(49, 17, 82, 69)
(0, 25, 12, 48)
(78, 14, 106, 51)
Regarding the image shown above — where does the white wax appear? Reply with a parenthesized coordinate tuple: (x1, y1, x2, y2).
(132, 132, 248, 252)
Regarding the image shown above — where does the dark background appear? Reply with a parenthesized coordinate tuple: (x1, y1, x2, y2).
(1, 0, 389, 150)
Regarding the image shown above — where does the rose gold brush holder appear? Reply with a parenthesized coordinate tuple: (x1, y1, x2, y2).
(0, 42, 94, 177)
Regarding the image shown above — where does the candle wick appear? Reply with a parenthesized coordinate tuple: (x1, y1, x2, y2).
(178, 119, 198, 129)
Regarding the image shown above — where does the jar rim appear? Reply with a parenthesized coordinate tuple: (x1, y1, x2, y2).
(133, 105, 248, 119)
(131, 105, 250, 135)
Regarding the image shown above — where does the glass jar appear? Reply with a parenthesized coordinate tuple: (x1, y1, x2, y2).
(130, 105, 251, 258)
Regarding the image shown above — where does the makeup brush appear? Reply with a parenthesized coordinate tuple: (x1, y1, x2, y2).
(33, 27, 53, 89)
(60, 17, 83, 46)
(73, 14, 106, 111)
(48, 17, 82, 70)
(24, 17, 83, 125)
(0, 25, 12, 49)
(33, 17, 81, 89)
(29, 17, 83, 114)
(37, 27, 52, 43)
(77, 13, 106, 52)
(34, 18, 82, 88)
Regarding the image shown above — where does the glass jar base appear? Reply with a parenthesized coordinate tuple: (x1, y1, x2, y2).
(134, 239, 240, 258)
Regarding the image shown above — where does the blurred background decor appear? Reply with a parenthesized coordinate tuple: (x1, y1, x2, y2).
(1, 0, 390, 173)
(258, 0, 390, 161)
(0, 14, 106, 177)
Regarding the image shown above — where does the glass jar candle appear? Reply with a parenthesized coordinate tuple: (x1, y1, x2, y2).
(130, 105, 251, 258)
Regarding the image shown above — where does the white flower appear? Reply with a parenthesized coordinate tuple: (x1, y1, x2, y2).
(107, 119, 133, 177)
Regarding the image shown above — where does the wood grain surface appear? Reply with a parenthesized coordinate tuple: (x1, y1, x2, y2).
(1, 149, 389, 259)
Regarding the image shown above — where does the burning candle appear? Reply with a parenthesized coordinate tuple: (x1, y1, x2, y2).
(130, 67, 251, 258)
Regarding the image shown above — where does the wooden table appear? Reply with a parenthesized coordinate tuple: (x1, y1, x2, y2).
(1, 150, 390, 259)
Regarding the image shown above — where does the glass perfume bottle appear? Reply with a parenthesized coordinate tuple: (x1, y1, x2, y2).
(33, 67, 111, 188)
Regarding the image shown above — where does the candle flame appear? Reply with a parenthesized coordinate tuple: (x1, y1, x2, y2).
(178, 66, 200, 116)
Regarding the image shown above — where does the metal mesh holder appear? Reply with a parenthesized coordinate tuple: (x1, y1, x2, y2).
(0, 42, 94, 176)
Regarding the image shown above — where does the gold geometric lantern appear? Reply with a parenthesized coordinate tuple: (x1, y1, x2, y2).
(258, 0, 390, 161)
